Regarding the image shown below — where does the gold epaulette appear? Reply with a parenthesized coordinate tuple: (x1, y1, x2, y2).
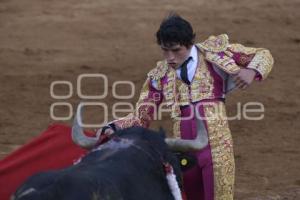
(147, 61, 168, 81)
(197, 34, 241, 74)
(197, 34, 229, 53)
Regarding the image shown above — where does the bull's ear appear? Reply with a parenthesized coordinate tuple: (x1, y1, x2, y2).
(158, 127, 166, 139)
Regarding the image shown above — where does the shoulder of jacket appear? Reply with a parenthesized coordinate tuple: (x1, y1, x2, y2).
(196, 34, 229, 53)
(147, 60, 168, 80)
(197, 34, 242, 74)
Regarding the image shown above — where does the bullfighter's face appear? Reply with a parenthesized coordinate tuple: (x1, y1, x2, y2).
(160, 43, 191, 69)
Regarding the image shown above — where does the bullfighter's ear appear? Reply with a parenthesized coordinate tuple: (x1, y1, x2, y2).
(158, 127, 166, 138)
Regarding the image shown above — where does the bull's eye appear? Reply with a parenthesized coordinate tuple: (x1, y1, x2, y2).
(181, 159, 188, 166)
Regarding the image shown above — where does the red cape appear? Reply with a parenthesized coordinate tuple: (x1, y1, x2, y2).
(0, 124, 87, 200)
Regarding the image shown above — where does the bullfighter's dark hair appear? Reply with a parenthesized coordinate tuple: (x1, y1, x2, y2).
(156, 12, 196, 47)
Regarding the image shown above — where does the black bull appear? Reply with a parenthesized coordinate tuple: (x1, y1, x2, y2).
(12, 127, 183, 200)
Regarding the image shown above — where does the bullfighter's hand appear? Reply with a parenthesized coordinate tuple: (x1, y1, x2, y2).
(97, 126, 114, 136)
(95, 126, 115, 145)
(104, 128, 114, 135)
(233, 68, 256, 89)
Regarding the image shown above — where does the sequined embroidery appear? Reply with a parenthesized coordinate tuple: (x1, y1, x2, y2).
(197, 34, 229, 53)
(190, 53, 215, 102)
(148, 61, 168, 81)
(236, 53, 255, 67)
(247, 49, 274, 80)
(229, 43, 257, 55)
(205, 52, 241, 74)
(204, 102, 235, 200)
(229, 43, 274, 79)
(114, 78, 157, 129)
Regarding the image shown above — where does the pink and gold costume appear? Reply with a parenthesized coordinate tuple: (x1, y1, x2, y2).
(111, 34, 274, 200)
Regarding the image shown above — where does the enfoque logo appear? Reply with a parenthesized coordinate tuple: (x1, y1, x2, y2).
(50, 73, 135, 128)
(50, 73, 265, 128)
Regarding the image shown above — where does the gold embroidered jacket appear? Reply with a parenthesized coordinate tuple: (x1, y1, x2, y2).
(111, 34, 274, 136)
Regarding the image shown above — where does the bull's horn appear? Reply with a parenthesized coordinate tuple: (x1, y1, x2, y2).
(71, 110, 100, 149)
(165, 109, 209, 152)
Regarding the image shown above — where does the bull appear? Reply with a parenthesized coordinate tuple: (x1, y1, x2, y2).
(12, 110, 208, 200)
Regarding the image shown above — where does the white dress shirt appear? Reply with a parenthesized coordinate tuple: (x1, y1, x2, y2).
(176, 45, 198, 83)
(151, 45, 199, 89)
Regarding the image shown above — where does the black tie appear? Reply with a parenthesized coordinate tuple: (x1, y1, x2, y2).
(180, 57, 192, 85)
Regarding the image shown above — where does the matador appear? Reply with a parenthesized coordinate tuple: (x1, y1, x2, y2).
(94, 14, 273, 200)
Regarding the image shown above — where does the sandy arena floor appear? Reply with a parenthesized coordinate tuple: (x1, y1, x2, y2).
(0, 0, 299, 199)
